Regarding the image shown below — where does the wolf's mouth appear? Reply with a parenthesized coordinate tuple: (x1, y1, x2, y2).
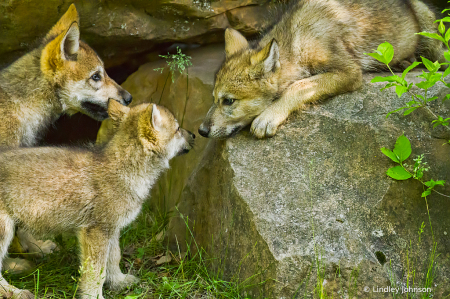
(81, 101, 109, 121)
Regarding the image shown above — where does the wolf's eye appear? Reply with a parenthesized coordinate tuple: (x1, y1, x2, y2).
(222, 98, 235, 106)
(91, 73, 101, 82)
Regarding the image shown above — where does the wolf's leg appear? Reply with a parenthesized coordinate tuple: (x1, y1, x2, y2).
(0, 214, 33, 299)
(251, 68, 362, 138)
(78, 227, 110, 299)
(16, 228, 57, 259)
(105, 230, 139, 291)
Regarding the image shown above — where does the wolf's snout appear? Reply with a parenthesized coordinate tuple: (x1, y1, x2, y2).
(198, 123, 210, 137)
(120, 89, 133, 106)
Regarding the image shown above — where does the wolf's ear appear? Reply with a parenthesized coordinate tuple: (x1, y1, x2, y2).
(60, 23, 80, 58)
(151, 104, 163, 131)
(45, 4, 80, 42)
(225, 28, 249, 57)
(108, 99, 130, 125)
(251, 39, 280, 73)
(41, 22, 80, 73)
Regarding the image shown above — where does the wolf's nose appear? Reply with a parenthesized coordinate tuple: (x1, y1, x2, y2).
(121, 89, 133, 106)
(198, 124, 210, 137)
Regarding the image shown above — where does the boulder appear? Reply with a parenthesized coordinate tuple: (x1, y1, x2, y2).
(0, 0, 273, 69)
(168, 72, 450, 297)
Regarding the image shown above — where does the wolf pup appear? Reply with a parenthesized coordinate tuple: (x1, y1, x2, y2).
(198, 0, 445, 139)
(0, 4, 132, 259)
(0, 100, 195, 299)
(0, 3, 132, 147)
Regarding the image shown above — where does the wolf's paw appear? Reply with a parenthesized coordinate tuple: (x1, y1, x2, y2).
(251, 109, 287, 138)
(28, 239, 57, 258)
(107, 274, 140, 291)
(0, 287, 34, 299)
(3, 258, 35, 275)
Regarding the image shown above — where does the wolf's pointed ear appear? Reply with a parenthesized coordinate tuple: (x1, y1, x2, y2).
(108, 99, 130, 125)
(251, 39, 280, 73)
(41, 22, 80, 73)
(61, 23, 80, 58)
(45, 4, 80, 42)
(225, 28, 249, 57)
(151, 104, 163, 131)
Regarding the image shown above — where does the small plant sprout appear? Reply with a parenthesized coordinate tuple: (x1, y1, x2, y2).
(154, 46, 192, 83)
(381, 134, 447, 198)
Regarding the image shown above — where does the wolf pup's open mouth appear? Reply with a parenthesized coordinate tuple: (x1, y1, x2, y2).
(81, 101, 109, 121)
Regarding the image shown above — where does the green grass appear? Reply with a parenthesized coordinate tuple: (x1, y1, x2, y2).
(4, 202, 260, 299)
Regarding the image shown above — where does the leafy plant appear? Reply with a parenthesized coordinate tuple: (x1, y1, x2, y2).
(381, 134, 447, 197)
(154, 46, 192, 83)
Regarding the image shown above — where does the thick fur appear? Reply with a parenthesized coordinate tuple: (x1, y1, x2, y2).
(0, 4, 132, 147)
(0, 4, 133, 264)
(0, 100, 195, 299)
(199, 0, 445, 139)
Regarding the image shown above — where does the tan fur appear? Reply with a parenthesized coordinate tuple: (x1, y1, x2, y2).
(0, 101, 195, 299)
(0, 5, 134, 265)
(199, 0, 445, 139)
(0, 4, 132, 148)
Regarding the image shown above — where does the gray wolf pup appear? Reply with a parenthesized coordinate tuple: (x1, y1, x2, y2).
(198, 0, 445, 139)
(0, 100, 195, 299)
(0, 3, 132, 260)
(0, 3, 132, 147)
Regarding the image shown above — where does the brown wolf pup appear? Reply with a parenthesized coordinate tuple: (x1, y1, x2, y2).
(198, 0, 445, 139)
(0, 4, 132, 259)
(0, 100, 195, 299)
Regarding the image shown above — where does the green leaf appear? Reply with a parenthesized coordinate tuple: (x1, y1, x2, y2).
(426, 96, 438, 102)
(444, 94, 450, 102)
(439, 21, 446, 35)
(445, 51, 450, 62)
(443, 8, 450, 13)
(377, 42, 394, 65)
(393, 134, 411, 162)
(416, 32, 445, 43)
(422, 189, 432, 197)
(402, 61, 421, 78)
(421, 56, 438, 72)
(403, 107, 418, 115)
(436, 17, 450, 23)
(435, 180, 446, 186)
(395, 85, 409, 97)
(386, 166, 412, 180)
(381, 147, 399, 162)
(364, 42, 394, 65)
(444, 66, 450, 78)
(371, 75, 405, 84)
(446, 29, 450, 43)
(386, 107, 408, 118)
(364, 52, 386, 64)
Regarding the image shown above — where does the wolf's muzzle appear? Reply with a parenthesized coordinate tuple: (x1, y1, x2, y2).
(198, 123, 210, 137)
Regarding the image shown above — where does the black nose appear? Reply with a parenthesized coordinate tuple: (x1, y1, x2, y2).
(198, 124, 210, 137)
(191, 133, 196, 139)
(121, 89, 133, 106)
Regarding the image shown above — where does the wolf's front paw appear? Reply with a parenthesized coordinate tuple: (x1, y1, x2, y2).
(108, 274, 140, 291)
(0, 287, 34, 299)
(251, 109, 287, 138)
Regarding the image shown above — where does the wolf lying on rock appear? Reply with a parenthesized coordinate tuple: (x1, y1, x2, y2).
(199, 0, 445, 139)
(0, 100, 195, 299)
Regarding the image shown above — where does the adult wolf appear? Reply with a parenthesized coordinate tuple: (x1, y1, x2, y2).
(0, 4, 132, 262)
(0, 100, 195, 299)
(198, 0, 445, 139)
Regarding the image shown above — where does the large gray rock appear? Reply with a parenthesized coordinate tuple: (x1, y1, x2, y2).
(0, 0, 272, 69)
(169, 73, 450, 297)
